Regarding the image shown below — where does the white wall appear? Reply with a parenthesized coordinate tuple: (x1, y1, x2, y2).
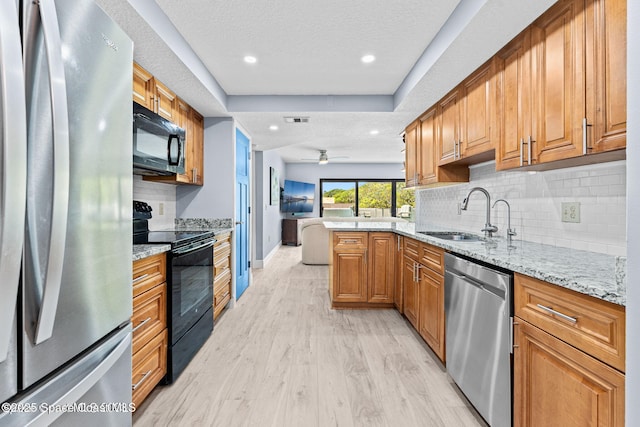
(416, 160, 626, 256)
(254, 150, 286, 262)
(285, 162, 404, 217)
(133, 175, 176, 230)
(626, 1, 639, 423)
(177, 117, 235, 218)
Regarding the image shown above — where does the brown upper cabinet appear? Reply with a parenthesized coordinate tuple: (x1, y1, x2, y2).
(496, 29, 534, 170)
(133, 63, 177, 122)
(497, 0, 626, 170)
(588, 0, 626, 153)
(408, 0, 626, 176)
(438, 58, 498, 166)
(436, 87, 460, 165)
(404, 120, 420, 187)
(134, 63, 205, 186)
(459, 57, 498, 161)
(405, 105, 469, 188)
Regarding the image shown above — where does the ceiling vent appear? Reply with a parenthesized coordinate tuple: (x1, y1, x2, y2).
(283, 116, 310, 124)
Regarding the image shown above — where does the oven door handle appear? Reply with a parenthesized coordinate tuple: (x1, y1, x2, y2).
(172, 240, 216, 256)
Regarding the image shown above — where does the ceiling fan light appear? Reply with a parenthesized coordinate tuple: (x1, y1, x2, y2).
(318, 150, 329, 164)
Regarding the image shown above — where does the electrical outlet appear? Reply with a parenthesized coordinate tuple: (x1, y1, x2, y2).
(158, 202, 164, 216)
(561, 202, 580, 223)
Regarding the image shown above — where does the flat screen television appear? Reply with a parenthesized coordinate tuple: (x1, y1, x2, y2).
(281, 179, 315, 213)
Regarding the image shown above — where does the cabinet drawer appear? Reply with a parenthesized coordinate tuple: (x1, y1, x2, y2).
(214, 268, 231, 295)
(132, 329, 167, 408)
(333, 232, 367, 249)
(214, 290, 231, 320)
(214, 241, 231, 263)
(403, 238, 420, 261)
(419, 242, 444, 274)
(214, 254, 230, 276)
(132, 253, 166, 297)
(132, 284, 167, 355)
(514, 273, 625, 372)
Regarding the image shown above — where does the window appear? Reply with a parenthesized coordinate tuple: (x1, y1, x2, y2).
(320, 179, 414, 218)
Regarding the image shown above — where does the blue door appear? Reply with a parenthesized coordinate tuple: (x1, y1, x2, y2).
(235, 128, 250, 299)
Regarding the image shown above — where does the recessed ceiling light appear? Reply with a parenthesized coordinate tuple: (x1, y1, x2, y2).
(370, 129, 379, 135)
(243, 55, 257, 64)
(361, 54, 375, 64)
(269, 125, 278, 131)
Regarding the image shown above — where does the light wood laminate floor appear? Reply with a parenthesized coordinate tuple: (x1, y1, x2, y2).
(133, 245, 485, 427)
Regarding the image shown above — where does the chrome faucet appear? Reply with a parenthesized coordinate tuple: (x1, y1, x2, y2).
(492, 199, 517, 243)
(460, 187, 498, 237)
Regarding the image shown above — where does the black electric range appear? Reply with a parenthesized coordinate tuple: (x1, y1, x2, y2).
(132, 218, 215, 384)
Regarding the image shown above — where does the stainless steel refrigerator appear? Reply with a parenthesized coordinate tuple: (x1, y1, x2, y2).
(0, 0, 133, 425)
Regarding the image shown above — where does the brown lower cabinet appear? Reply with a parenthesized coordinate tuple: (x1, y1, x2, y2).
(329, 231, 395, 308)
(513, 273, 625, 426)
(213, 232, 233, 320)
(514, 320, 624, 427)
(402, 237, 446, 363)
(132, 253, 168, 408)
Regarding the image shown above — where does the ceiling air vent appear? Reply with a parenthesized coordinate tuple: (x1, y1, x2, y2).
(283, 116, 310, 124)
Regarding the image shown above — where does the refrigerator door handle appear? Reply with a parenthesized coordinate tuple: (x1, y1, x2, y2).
(0, 0, 27, 363)
(31, 0, 71, 345)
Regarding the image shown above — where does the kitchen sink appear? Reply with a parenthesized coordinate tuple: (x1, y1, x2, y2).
(418, 231, 484, 242)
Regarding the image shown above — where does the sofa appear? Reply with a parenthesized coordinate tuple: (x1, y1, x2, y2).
(300, 217, 407, 265)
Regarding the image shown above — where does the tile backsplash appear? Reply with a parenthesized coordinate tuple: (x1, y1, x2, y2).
(415, 160, 626, 256)
(133, 175, 176, 230)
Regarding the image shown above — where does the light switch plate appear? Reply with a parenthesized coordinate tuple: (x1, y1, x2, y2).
(561, 202, 580, 223)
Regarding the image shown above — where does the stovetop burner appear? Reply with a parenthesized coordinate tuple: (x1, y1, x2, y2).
(132, 219, 215, 249)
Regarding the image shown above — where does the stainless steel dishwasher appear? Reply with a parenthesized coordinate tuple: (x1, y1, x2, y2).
(444, 253, 513, 427)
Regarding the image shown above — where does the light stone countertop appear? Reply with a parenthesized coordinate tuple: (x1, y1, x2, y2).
(324, 221, 626, 306)
(133, 244, 171, 261)
(132, 226, 233, 262)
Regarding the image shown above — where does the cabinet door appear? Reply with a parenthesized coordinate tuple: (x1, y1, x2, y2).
(532, 0, 586, 164)
(437, 87, 461, 165)
(190, 109, 204, 185)
(402, 258, 419, 329)
(394, 236, 404, 312)
(367, 233, 395, 304)
(418, 267, 445, 362)
(133, 63, 154, 111)
(514, 319, 624, 427)
(404, 120, 420, 186)
(154, 80, 177, 122)
(588, 0, 626, 153)
(418, 107, 438, 185)
(496, 29, 533, 170)
(460, 58, 497, 159)
(174, 99, 192, 184)
(333, 232, 368, 303)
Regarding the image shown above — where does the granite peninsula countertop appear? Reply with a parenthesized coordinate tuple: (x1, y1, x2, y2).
(324, 221, 626, 306)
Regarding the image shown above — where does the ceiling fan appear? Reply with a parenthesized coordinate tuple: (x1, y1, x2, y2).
(301, 149, 349, 165)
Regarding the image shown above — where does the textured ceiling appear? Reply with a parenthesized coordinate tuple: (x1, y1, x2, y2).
(96, 0, 557, 164)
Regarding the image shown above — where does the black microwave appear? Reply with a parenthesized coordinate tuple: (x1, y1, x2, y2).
(133, 102, 186, 176)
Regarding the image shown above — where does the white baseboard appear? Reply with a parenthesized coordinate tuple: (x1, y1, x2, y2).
(253, 241, 282, 269)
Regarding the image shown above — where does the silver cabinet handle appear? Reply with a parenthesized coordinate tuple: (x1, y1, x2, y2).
(582, 117, 593, 155)
(528, 135, 534, 165)
(536, 304, 577, 323)
(342, 239, 359, 244)
(25, 0, 71, 345)
(132, 370, 153, 391)
(0, 0, 27, 363)
(132, 273, 149, 284)
(192, 167, 197, 183)
(132, 317, 152, 333)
